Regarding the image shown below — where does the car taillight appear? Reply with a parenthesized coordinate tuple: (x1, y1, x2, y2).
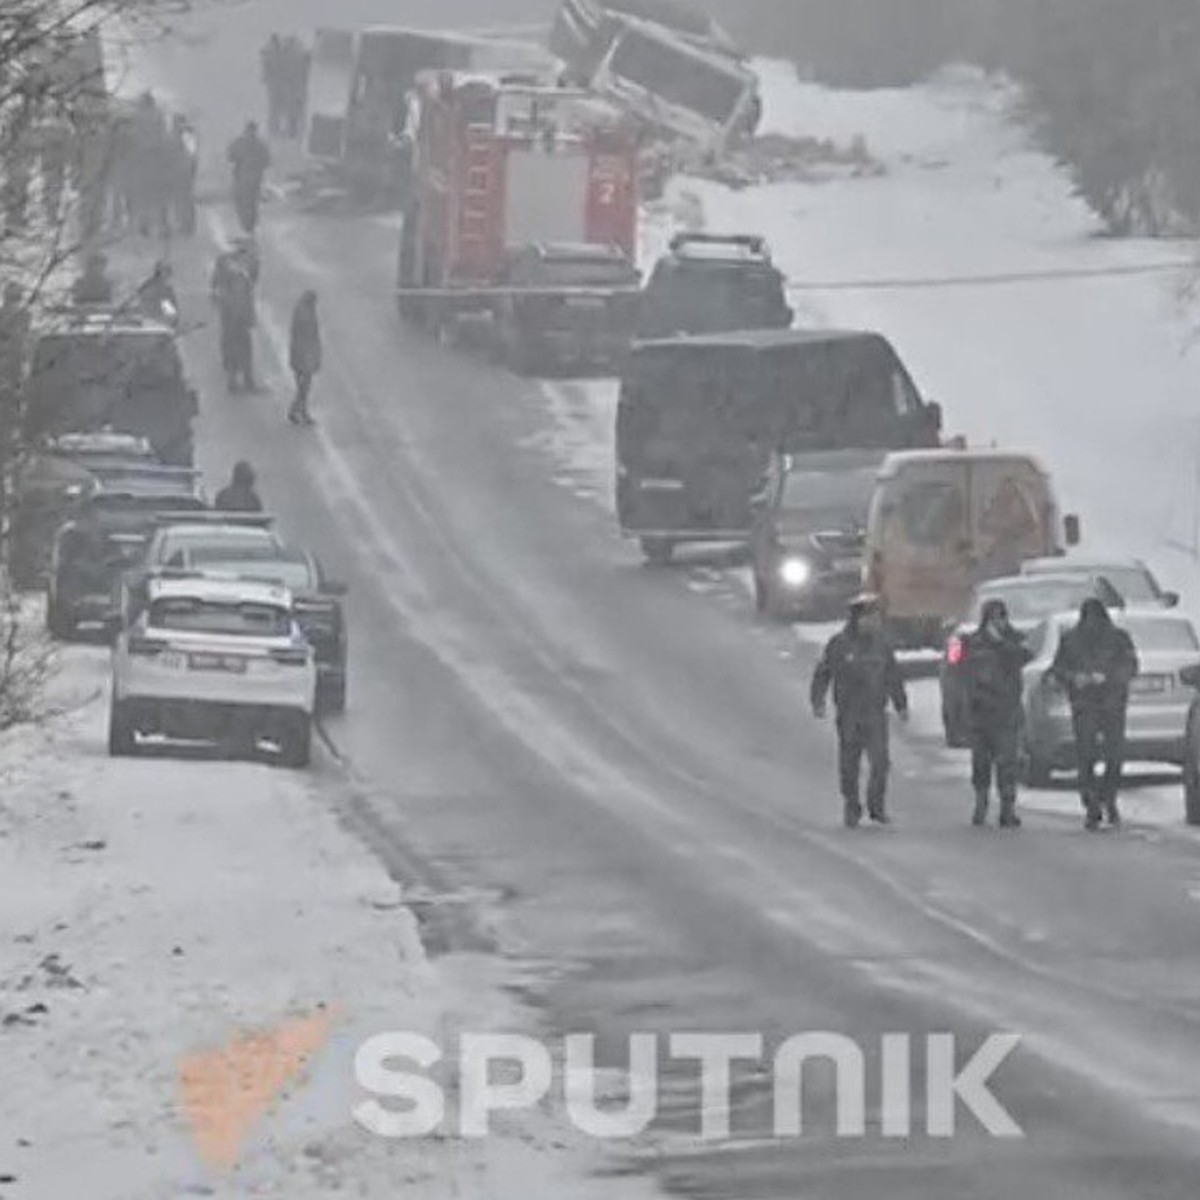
(946, 635, 964, 666)
(270, 647, 310, 666)
(128, 636, 165, 657)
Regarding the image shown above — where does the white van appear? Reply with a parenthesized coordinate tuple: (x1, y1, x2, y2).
(863, 448, 1080, 647)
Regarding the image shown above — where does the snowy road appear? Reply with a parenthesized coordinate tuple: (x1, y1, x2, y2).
(17, 3, 1200, 1196)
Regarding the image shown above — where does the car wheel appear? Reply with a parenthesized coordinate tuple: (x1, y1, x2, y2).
(641, 537, 675, 566)
(1184, 711, 1200, 826)
(108, 698, 136, 757)
(941, 710, 969, 749)
(279, 714, 312, 769)
(1019, 736, 1053, 789)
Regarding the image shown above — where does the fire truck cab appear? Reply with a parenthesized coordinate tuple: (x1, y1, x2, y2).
(397, 70, 640, 340)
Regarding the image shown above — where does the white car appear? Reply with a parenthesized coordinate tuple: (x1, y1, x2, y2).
(109, 575, 317, 766)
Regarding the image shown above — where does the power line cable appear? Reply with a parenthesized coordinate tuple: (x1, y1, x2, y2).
(786, 259, 1196, 293)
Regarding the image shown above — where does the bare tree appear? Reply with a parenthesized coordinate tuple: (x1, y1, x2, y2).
(0, 1, 199, 727)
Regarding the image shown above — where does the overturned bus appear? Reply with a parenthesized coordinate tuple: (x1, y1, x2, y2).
(615, 329, 942, 563)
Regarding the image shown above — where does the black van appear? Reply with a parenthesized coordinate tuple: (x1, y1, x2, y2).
(615, 328, 941, 562)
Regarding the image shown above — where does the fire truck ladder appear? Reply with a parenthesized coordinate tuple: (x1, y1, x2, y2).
(460, 140, 493, 257)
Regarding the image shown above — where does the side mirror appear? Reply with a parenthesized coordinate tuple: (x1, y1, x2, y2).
(1063, 513, 1081, 547)
(1164, 591, 1180, 608)
(926, 400, 943, 435)
(1180, 662, 1200, 689)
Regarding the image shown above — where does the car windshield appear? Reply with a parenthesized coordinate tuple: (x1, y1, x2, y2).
(972, 580, 1095, 623)
(1124, 617, 1198, 652)
(1094, 567, 1158, 602)
(160, 535, 276, 566)
(641, 267, 785, 336)
(609, 28, 745, 123)
(149, 597, 291, 638)
(780, 466, 878, 517)
(198, 557, 315, 591)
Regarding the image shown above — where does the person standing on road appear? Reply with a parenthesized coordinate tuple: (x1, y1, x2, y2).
(963, 598, 1033, 828)
(215, 461, 263, 512)
(210, 247, 258, 392)
(260, 35, 287, 137)
(287, 290, 321, 425)
(811, 594, 909, 828)
(1050, 598, 1139, 830)
(227, 121, 270, 233)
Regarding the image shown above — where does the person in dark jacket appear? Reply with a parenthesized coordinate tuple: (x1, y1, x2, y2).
(287, 290, 321, 425)
(210, 248, 258, 392)
(963, 598, 1034, 828)
(227, 121, 270, 233)
(1050, 598, 1139, 829)
(214, 461, 263, 512)
(811, 594, 909, 828)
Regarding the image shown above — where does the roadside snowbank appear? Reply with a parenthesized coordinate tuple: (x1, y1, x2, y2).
(0, 647, 662, 1198)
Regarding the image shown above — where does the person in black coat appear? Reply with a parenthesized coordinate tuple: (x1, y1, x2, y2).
(963, 598, 1034, 828)
(811, 593, 908, 828)
(214, 461, 263, 512)
(1050, 598, 1139, 829)
(287, 290, 321, 425)
(227, 121, 270, 233)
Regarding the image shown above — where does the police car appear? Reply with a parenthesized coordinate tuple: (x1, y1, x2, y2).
(109, 575, 316, 766)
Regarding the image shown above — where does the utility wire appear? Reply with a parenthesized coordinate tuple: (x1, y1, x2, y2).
(786, 259, 1196, 292)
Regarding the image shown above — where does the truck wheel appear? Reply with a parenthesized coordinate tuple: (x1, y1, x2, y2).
(1184, 713, 1200, 825)
(318, 676, 347, 716)
(108, 698, 136, 757)
(641, 537, 675, 566)
(280, 714, 312, 769)
(1019, 738, 1052, 789)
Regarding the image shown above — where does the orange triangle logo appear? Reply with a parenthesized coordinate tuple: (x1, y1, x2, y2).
(180, 1010, 334, 1171)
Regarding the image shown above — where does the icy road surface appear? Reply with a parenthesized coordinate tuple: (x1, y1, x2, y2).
(13, 9, 1200, 1198)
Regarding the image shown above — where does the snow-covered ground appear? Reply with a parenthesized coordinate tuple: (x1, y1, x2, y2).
(0, 646, 664, 1198)
(533, 59, 1200, 828)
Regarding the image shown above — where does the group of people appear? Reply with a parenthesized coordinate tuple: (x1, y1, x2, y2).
(208, 228, 322, 425)
(260, 35, 310, 141)
(812, 593, 1138, 831)
(98, 93, 198, 240)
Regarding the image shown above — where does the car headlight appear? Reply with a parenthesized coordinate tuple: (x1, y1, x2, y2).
(778, 556, 812, 588)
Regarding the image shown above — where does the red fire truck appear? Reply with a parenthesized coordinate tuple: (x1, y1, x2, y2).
(396, 71, 642, 371)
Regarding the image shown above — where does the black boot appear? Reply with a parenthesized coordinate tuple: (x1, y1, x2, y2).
(972, 790, 989, 827)
(843, 798, 862, 829)
(998, 796, 1021, 829)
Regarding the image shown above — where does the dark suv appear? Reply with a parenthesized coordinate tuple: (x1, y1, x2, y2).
(23, 312, 199, 467)
(495, 242, 640, 375)
(750, 449, 885, 620)
(637, 233, 792, 339)
(47, 469, 206, 638)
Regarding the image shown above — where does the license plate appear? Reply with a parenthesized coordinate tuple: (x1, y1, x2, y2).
(188, 652, 247, 674)
(834, 556, 862, 572)
(1131, 674, 1168, 695)
(160, 651, 187, 671)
